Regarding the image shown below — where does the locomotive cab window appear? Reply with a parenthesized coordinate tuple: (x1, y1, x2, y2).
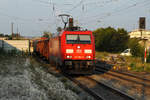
(66, 34, 91, 44)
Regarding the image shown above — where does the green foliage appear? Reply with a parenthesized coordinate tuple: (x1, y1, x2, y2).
(57, 27, 62, 33)
(42, 31, 52, 38)
(7, 35, 12, 40)
(0, 33, 4, 37)
(145, 66, 150, 72)
(130, 63, 140, 72)
(130, 63, 136, 69)
(128, 38, 144, 57)
(147, 53, 150, 63)
(130, 62, 144, 72)
(93, 27, 129, 52)
(135, 67, 144, 72)
(0, 33, 11, 39)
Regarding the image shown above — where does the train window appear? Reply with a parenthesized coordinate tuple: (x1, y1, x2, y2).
(66, 35, 78, 44)
(79, 35, 91, 44)
(66, 35, 78, 40)
(66, 34, 91, 44)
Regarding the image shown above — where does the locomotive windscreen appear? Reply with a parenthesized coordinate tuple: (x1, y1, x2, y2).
(66, 34, 91, 44)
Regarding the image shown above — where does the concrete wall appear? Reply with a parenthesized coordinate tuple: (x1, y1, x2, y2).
(0, 40, 2, 48)
(0, 40, 30, 52)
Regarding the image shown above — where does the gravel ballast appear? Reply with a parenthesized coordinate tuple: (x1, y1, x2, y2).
(0, 56, 79, 100)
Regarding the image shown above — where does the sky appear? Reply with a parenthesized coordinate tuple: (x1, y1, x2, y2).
(0, 0, 150, 36)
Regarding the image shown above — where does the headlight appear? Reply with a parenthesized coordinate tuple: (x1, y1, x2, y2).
(66, 49, 74, 53)
(84, 49, 92, 53)
(86, 56, 91, 59)
(66, 56, 72, 58)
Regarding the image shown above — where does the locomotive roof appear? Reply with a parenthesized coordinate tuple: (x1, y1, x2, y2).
(59, 30, 92, 36)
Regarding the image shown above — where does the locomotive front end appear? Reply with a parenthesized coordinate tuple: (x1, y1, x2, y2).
(61, 31, 95, 74)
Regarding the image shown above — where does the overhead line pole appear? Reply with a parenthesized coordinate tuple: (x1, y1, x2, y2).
(11, 22, 14, 39)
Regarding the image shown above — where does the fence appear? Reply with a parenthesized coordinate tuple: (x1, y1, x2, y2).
(0, 40, 31, 52)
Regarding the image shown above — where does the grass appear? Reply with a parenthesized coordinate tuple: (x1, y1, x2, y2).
(96, 51, 109, 59)
(96, 51, 150, 72)
(126, 57, 150, 72)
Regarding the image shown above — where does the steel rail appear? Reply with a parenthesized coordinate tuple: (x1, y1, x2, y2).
(64, 74, 105, 100)
(86, 76, 135, 100)
(96, 64, 150, 82)
(95, 66, 150, 87)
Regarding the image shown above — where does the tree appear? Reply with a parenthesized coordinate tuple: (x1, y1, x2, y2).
(0, 33, 4, 37)
(4, 34, 9, 37)
(42, 31, 52, 38)
(93, 27, 129, 52)
(57, 27, 62, 33)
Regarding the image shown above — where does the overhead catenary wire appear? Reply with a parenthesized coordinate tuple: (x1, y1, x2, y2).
(67, 0, 84, 13)
(80, 0, 150, 25)
(0, 0, 149, 35)
(0, 5, 52, 23)
(32, 0, 73, 6)
(0, 0, 58, 36)
(32, 0, 52, 5)
(75, 0, 149, 31)
(0, 8, 54, 35)
(81, 0, 148, 20)
(69, 0, 121, 26)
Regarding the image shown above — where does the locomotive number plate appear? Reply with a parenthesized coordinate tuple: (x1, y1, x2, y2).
(76, 49, 82, 53)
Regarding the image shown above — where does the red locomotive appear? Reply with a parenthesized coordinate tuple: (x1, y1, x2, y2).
(33, 16, 95, 74)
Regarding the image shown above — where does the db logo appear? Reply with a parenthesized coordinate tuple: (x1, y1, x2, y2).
(76, 49, 82, 53)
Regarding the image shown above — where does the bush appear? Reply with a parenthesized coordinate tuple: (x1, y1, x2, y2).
(130, 63, 136, 70)
(128, 38, 144, 57)
(130, 63, 145, 72)
(147, 53, 150, 63)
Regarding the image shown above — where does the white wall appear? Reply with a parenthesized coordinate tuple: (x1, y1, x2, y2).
(0, 40, 30, 52)
(129, 30, 150, 40)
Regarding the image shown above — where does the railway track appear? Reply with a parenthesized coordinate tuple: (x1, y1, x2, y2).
(65, 74, 104, 100)
(33, 56, 104, 99)
(96, 64, 150, 87)
(86, 76, 135, 100)
(33, 56, 135, 100)
(65, 74, 134, 100)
